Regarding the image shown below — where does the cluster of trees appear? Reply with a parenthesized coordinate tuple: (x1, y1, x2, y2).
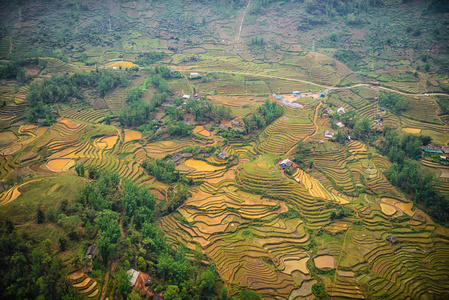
(250, 36, 265, 46)
(135, 52, 166, 66)
(378, 91, 409, 115)
(381, 127, 449, 223)
(0, 227, 79, 300)
(27, 70, 128, 123)
(75, 170, 220, 299)
(141, 159, 181, 184)
(334, 49, 362, 71)
(187, 99, 233, 122)
(0, 58, 46, 83)
(166, 120, 195, 137)
(242, 99, 284, 133)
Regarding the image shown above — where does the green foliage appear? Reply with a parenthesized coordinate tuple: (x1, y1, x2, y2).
(75, 163, 85, 177)
(239, 289, 261, 300)
(382, 127, 449, 223)
(243, 99, 283, 133)
(312, 283, 329, 299)
(116, 270, 132, 300)
(37, 206, 45, 223)
(378, 91, 409, 115)
(126, 86, 143, 103)
(26, 70, 128, 122)
(0, 230, 79, 300)
(164, 285, 181, 300)
(141, 158, 181, 183)
(221, 286, 228, 300)
(334, 49, 362, 71)
(135, 51, 165, 66)
(137, 256, 147, 271)
(187, 99, 233, 122)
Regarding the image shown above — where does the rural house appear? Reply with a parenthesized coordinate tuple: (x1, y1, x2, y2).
(218, 124, 228, 131)
(279, 159, 293, 168)
(127, 269, 140, 287)
(422, 145, 443, 154)
(85, 244, 99, 260)
(324, 131, 334, 138)
(217, 151, 228, 160)
(337, 107, 346, 114)
(231, 120, 243, 131)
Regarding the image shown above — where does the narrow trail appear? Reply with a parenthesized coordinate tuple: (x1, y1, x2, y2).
(285, 101, 323, 157)
(182, 69, 449, 97)
(234, 0, 252, 52)
(99, 267, 110, 300)
(119, 215, 125, 238)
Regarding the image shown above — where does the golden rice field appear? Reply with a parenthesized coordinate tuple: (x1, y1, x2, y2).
(46, 158, 73, 172)
(105, 61, 138, 68)
(402, 127, 422, 134)
(184, 159, 226, 172)
(192, 125, 211, 137)
(380, 203, 397, 216)
(124, 130, 141, 143)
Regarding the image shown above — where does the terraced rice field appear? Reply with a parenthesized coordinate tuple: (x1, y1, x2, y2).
(124, 130, 142, 143)
(46, 158, 74, 172)
(313, 255, 335, 269)
(105, 60, 138, 68)
(192, 125, 211, 137)
(184, 159, 225, 172)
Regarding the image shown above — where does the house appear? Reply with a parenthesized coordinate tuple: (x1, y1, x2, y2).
(323, 108, 333, 114)
(422, 145, 443, 154)
(85, 244, 99, 260)
(145, 278, 153, 286)
(37, 118, 46, 125)
(127, 269, 140, 287)
(370, 81, 380, 86)
(324, 131, 334, 138)
(183, 94, 190, 99)
(149, 295, 166, 300)
(189, 72, 202, 78)
(295, 178, 301, 183)
(168, 152, 193, 164)
(162, 102, 176, 107)
(279, 159, 293, 168)
(217, 151, 228, 160)
(152, 118, 164, 125)
(231, 121, 243, 131)
(337, 107, 346, 114)
(442, 147, 449, 154)
(218, 124, 228, 131)
(440, 156, 447, 160)
(386, 235, 398, 244)
(336, 122, 344, 128)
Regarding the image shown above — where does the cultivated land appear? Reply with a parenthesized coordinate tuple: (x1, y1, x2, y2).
(1, 0, 449, 299)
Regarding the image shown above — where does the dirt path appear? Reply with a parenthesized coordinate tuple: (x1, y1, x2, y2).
(180, 69, 449, 97)
(285, 101, 322, 157)
(119, 215, 125, 238)
(99, 267, 110, 300)
(234, 0, 252, 52)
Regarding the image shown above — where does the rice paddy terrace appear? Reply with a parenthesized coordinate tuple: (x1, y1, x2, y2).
(1, 54, 449, 299)
(1, 0, 449, 298)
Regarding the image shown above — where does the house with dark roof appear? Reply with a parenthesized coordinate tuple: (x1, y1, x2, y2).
(279, 159, 293, 168)
(218, 124, 228, 131)
(422, 145, 443, 154)
(85, 244, 99, 260)
(231, 121, 244, 131)
(217, 151, 228, 160)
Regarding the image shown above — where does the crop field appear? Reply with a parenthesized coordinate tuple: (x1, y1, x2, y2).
(1, 8, 449, 297)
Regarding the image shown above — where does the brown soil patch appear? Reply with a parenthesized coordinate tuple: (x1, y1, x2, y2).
(313, 255, 335, 269)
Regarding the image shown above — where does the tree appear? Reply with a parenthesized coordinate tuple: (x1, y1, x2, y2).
(164, 285, 181, 300)
(116, 270, 132, 300)
(75, 163, 85, 177)
(37, 207, 45, 223)
(137, 256, 147, 271)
